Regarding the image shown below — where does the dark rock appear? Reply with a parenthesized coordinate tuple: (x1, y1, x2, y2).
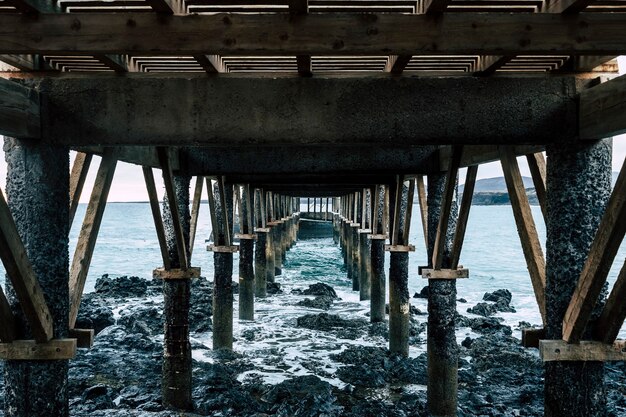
(302, 282, 338, 298)
(118, 306, 163, 336)
(190, 277, 213, 332)
(456, 314, 512, 336)
(296, 313, 366, 332)
(75, 293, 115, 335)
(413, 286, 429, 299)
(80, 384, 115, 411)
(462, 337, 473, 348)
(94, 274, 148, 298)
(458, 298, 467, 303)
(483, 289, 512, 305)
(267, 282, 283, 294)
(296, 295, 334, 310)
(262, 375, 343, 417)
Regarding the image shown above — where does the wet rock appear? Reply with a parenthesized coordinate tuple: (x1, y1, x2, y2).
(386, 304, 425, 316)
(296, 313, 366, 332)
(483, 289, 512, 305)
(467, 302, 500, 317)
(302, 282, 338, 298)
(118, 306, 163, 336)
(75, 293, 115, 335)
(413, 286, 429, 299)
(466, 289, 516, 316)
(343, 394, 428, 417)
(190, 277, 213, 332)
(456, 314, 512, 336)
(81, 385, 115, 411)
(94, 274, 148, 298)
(297, 295, 334, 310)
(261, 375, 343, 417)
(267, 282, 283, 294)
(458, 298, 467, 303)
(462, 337, 473, 348)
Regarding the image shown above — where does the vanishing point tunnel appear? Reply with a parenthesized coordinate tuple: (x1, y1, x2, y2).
(0, 2, 626, 416)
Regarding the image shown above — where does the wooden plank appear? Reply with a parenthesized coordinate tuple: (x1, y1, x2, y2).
(580, 74, 626, 140)
(416, 176, 428, 250)
(207, 245, 239, 253)
(450, 165, 477, 269)
(69, 328, 94, 349)
(526, 152, 547, 220)
(385, 55, 412, 74)
(69, 152, 93, 226)
(143, 166, 171, 271)
(522, 328, 545, 348)
(539, 340, 626, 362)
(69, 153, 117, 329)
(0, 187, 53, 343)
(188, 176, 203, 259)
(0, 77, 39, 139)
(421, 268, 469, 279)
(385, 244, 416, 252)
(563, 162, 626, 343)
(0, 286, 16, 342)
(542, 0, 594, 13)
(474, 55, 513, 76)
(500, 146, 546, 325)
(0, 339, 77, 360)
(153, 267, 201, 280)
(157, 147, 188, 269)
(594, 260, 626, 344)
(432, 145, 462, 269)
(1, 13, 626, 55)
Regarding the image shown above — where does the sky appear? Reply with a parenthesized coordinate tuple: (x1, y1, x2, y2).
(0, 57, 625, 202)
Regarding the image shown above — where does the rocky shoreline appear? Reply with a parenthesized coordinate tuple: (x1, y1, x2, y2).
(1, 274, 625, 417)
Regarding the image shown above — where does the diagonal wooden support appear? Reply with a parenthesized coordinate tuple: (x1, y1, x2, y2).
(450, 165, 478, 269)
(69, 152, 117, 329)
(385, 55, 412, 74)
(417, 176, 428, 250)
(69, 152, 93, 226)
(594, 260, 626, 344)
(0, 187, 53, 342)
(0, 285, 16, 342)
(189, 176, 204, 259)
(157, 147, 188, 269)
(143, 166, 171, 270)
(290, 0, 312, 77)
(217, 176, 232, 247)
(432, 146, 463, 269)
(500, 146, 546, 325)
(563, 159, 626, 343)
(526, 152, 547, 220)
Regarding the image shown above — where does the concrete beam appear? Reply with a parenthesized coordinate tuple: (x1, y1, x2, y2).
(580, 74, 626, 140)
(34, 74, 579, 146)
(0, 77, 39, 139)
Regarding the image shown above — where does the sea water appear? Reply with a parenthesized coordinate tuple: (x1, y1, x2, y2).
(1, 203, 625, 338)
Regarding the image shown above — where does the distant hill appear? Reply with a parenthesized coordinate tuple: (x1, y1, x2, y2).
(459, 176, 533, 194)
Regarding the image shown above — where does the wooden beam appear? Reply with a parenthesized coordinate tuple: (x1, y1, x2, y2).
(0, 287, 16, 342)
(385, 55, 412, 74)
(69, 152, 116, 329)
(539, 340, 626, 362)
(440, 145, 546, 171)
(580, 74, 626, 140)
(0, 77, 39, 139)
(143, 166, 171, 270)
(94, 54, 127, 72)
(193, 54, 223, 73)
(450, 164, 477, 269)
(474, 55, 513, 76)
(157, 147, 189, 269)
(522, 328, 545, 348)
(416, 176, 428, 250)
(69, 152, 93, 226)
(432, 146, 462, 269)
(563, 56, 618, 72)
(0, 339, 76, 360)
(526, 152, 547, 220)
(290, 0, 311, 77)
(1, 13, 626, 55)
(594, 260, 626, 344)
(422, 0, 452, 13)
(500, 146, 547, 324)
(68, 328, 94, 349)
(0, 55, 40, 71)
(563, 162, 626, 343)
(542, 0, 595, 14)
(0, 186, 53, 342)
(1, 0, 55, 13)
(144, 0, 183, 14)
(188, 176, 203, 259)
(402, 178, 415, 245)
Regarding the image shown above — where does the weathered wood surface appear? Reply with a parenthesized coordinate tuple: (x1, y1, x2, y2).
(421, 268, 469, 279)
(0, 339, 77, 360)
(153, 267, 201, 280)
(69, 152, 93, 226)
(416, 176, 428, 249)
(526, 152, 547, 220)
(450, 165, 477, 269)
(69, 153, 117, 328)
(594, 260, 626, 343)
(0, 77, 39, 139)
(143, 166, 171, 270)
(500, 146, 547, 324)
(0, 185, 53, 343)
(0, 287, 16, 342)
(521, 328, 545, 348)
(540, 340, 626, 362)
(69, 328, 94, 349)
(580, 74, 626, 140)
(189, 176, 203, 258)
(563, 162, 626, 343)
(1, 13, 626, 55)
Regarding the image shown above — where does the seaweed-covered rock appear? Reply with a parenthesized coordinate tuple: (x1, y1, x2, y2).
(297, 295, 334, 310)
(296, 313, 366, 332)
(413, 286, 429, 299)
(302, 282, 338, 298)
(75, 293, 115, 335)
(267, 282, 283, 295)
(94, 275, 148, 298)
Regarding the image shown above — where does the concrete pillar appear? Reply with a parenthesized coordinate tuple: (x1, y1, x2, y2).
(272, 225, 282, 276)
(544, 140, 612, 417)
(238, 187, 254, 321)
(213, 182, 233, 350)
(389, 182, 410, 356)
(370, 186, 386, 323)
(4, 139, 70, 417)
(359, 231, 371, 300)
(254, 230, 268, 298)
(161, 174, 193, 411)
(266, 227, 276, 284)
(426, 173, 459, 417)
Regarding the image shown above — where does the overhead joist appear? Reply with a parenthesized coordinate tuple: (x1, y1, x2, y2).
(579, 74, 626, 140)
(0, 77, 39, 139)
(0, 13, 626, 55)
(34, 75, 578, 146)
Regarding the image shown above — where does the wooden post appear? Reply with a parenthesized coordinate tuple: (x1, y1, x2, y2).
(417, 176, 429, 250)
(188, 176, 204, 259)
(427, 170, 459, 417)
(359, 189, 372, 301)
(544, 139, 611, 417)
(68, 152, 92, 226)
(254, 188, 268, 298)
(500, 146, 547, 324)
(526, 152, 548, 220)
(370, 185, 387, 322)
(4, 139, 70, 416)
(264, 191, 276, 284)
(238, 185, 255, 321)
(351, 191, 361, 292)
(450, 165, 478, 269)
(69, 152, 117, 329)
(144, 167, 171, 270)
